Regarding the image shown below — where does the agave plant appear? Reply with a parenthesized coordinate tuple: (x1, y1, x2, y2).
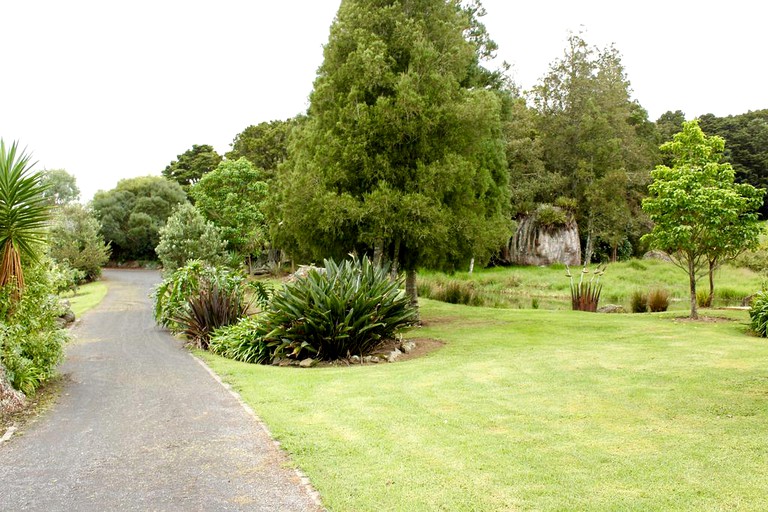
(0, 140, 49, 294)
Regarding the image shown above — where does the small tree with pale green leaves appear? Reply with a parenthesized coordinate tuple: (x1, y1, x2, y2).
(155, 203, 228, 273)
(642, 120, 763, 319)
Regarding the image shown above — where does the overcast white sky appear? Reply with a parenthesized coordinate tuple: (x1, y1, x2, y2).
(2, 0, 765, 201)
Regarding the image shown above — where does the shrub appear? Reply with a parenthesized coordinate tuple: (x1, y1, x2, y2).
(48, 203, 110, 281)
(153, 260, 249, 330)
(261, 256, 418, 361)
(696, 289, 712, 308)
(0, 262, 67, 395)
(209, 316, 270, 364)
(749, 291, 768, 336)
(648, 288, 670, 312)
(172, 282, 249, 349)
(155, 203, 228, 273)
(630, 290, 649, 313)
(536, 204, 569, 229)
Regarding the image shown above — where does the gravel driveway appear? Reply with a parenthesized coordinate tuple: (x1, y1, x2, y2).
(0, 269, 322, 511)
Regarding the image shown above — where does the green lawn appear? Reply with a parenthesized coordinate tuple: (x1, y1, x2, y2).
(200, 300, 768, 511)
(64, 281, 108, 317)
(418, 260, 764, 311)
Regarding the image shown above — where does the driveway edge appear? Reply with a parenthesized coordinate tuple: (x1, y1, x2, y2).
(190, 354, 326, 511)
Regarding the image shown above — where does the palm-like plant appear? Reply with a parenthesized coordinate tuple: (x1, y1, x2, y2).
(0, 140, 49, 293)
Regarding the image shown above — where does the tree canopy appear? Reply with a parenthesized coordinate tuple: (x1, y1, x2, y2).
(531, 33, 658, 262)
(642, 120, 763, 319)
(40, 169, 80, 206)
(162, 144, 222, 190)
(48, 203, 110, 280)
(276, 0, 512, 300)
(226, 119, 299, 181)
(155, 203, 227, 272)
(91, 176, 187, 261)
(191, 158, 270, 266)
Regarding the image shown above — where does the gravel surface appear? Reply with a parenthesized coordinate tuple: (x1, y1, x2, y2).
(0, 269, 322, 511)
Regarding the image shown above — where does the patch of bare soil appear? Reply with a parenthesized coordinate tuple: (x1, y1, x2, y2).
(313, 337, 446, 368)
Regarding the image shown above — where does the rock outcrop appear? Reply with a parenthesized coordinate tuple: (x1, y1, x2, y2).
(509, 207, 581, 266)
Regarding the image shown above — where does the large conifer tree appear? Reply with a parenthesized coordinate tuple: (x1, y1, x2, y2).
(277, 0, 511, 301)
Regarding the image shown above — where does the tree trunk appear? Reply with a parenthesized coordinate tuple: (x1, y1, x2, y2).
(373, 240, 384, 267)
(583, 220, 594, 266)
(406, 269, 418, 308)
(707, 259, 716, 308)
(390, 239, 400, 280)
(469, 257, 475, 274)
(688, 258, 698, 319)
(611, 244, 617, 263)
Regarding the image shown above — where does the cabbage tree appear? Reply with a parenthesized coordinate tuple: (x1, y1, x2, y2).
(0, 140, 49, 293)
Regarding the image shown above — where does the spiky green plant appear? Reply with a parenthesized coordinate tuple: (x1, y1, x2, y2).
(565, 265, 605, 312)
(0, 140, 50, 293)
(262, 256, 418, 361)
(749, 290, 768, 336)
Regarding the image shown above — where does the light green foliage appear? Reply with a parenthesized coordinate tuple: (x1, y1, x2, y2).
(208, 316, 270, 364)
(40, 169, 80, 206)
(162, 144, 222, 190)
(532, 34, 657, 260)
(226, 118, 299, 180)
(201, 300, 768, 511)
(642, 120, 763, 318)
(0, 262, 67, 395)
(259, 256, 418, 361)
(191, 158, 269, 264)
(48, 203, 110, 280)
(749, 290, 768, 336)
(276, 0, 511, 289)
(152, 260, 248, 331)
(91, 176, 186, 261)
(155, 203, 227, 273)
(0, 139, 50, 290)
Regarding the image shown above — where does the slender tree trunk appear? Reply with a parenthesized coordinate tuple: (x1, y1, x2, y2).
(688, 258, 698, 319)
(469, 257, 475, 274)
(406, 268, 418, 308)
(611, 244, 617, 263)
(707, 258, 716, 308)
(373, 239, 384, 267)
(583, 219, 594, 266)
(390, 239, 400, 280)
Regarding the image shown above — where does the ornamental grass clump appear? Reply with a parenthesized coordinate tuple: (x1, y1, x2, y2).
(565, 265, 605, 312)
(261, 256, 418, 362)
(749, 291, 768, 336)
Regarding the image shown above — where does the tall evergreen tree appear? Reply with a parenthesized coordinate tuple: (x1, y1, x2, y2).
(276, 0, 511, 302)
(531, 33, 658, 262)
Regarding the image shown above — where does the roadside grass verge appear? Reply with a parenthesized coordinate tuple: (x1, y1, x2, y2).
(64, 281, 108, 317)
(417, 260, 764, 310)
(199, 299, 768, 511)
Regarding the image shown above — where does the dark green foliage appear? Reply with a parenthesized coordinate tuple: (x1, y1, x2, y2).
(260, 257, 418, 362)
(276, 0, 512, 287)
(153, 260, 248, 331)
(0, 262, 67, 395)
(699, 110, 768, 216)
(648, 288, 670, 312)
(630, 290, 649, 313)
(162, 144, 222, 190)
(749, 291, 768, 336)
(172, 282, 248, 349)
(226, 119, 299, 180)
(208, 317, 270, 364)
(92, 176, 187, 261)
(48, 203, 110, 280)
(566, 266, 604, 312)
